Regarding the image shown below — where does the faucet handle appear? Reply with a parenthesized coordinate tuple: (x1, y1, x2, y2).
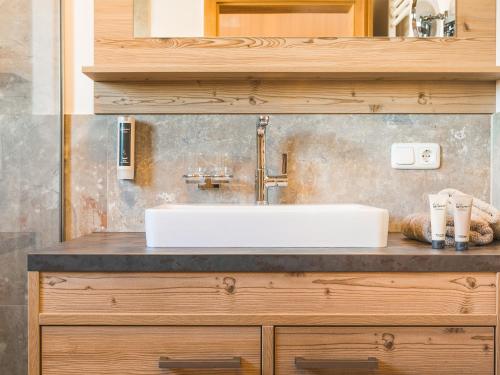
(281, 153, 288, 175)
(258, 115, 270, 127)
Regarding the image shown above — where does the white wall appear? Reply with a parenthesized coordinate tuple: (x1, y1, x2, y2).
(64, 0, 94, 114)
(32, 0, 60, 114)
(150, 0, 204, 37)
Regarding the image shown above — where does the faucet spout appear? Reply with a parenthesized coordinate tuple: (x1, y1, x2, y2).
(255, 115, 288, 205)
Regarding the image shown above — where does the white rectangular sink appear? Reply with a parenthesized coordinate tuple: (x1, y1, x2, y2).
(145, 204, 389, 248)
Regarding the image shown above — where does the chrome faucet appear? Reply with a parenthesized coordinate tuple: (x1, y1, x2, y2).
(256, 115, 288, 205)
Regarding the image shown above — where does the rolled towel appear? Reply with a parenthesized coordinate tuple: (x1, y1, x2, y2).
(439, 188, 500, 225)
(493, 223, 500, 241)
(401, 213, 494, 247)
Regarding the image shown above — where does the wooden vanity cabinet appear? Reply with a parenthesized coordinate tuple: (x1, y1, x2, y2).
(30, 272, 499, 375)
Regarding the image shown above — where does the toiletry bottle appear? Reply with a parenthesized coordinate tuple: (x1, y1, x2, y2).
(453, 195, 473, 251)
(429, 194, 448, 249)
(117, 116, 136, 180)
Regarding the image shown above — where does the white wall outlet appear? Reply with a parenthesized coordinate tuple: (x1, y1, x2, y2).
(391, 143, 441, 170)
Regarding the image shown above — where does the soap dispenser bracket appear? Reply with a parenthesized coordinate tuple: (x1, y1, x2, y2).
(183, 174, 233, 190)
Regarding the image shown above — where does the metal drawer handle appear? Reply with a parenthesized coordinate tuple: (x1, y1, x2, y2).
(295, 357, 379, 370)
(159, 356, 241, 369)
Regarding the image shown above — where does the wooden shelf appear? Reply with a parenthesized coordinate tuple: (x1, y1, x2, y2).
(87, 0, 497, 114)
(83, 65, 500, 82)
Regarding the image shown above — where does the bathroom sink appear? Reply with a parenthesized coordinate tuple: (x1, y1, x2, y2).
(145, 204, 389, 248)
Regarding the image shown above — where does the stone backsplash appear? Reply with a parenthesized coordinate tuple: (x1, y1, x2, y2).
(493, 114, 500, 208)
(65, 114, 492, 239)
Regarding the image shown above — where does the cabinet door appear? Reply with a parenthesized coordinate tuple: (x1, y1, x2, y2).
(205, 0, 373, 37)
(42, 326, 261, 375)
(275, 326, 494, 375)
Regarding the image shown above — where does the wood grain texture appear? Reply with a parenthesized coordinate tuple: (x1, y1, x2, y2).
(93, 80, 495, 114)
(28, 272, 39, 375)
(39, 273, 497, 316)
(94, 0, 495, 67)
(496, 273, 500, 375)
(38, 312, 497, 326)
(84, 67, 500, 81)
(42, 326, 261, 375)
(204, 12, 357, 38)
(90, 0, 496, 113)
(91, 36, 497, 68)
(262, 326, 274, 375)
(275, 326, 495, 375)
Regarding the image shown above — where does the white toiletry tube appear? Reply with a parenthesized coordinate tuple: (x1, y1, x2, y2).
(117, 116, 136, 180)
(429, 194, 448, 249)
(452, 195, 473, 251)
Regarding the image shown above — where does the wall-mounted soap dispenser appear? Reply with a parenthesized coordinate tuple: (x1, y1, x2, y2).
(117, 116, 135, 180)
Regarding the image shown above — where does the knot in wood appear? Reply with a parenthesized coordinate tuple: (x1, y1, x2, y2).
(223, 277, 236, 294)
(418, 93, 428, 105)
(382, 333, 395, 351)
(465, 277, 477, 289)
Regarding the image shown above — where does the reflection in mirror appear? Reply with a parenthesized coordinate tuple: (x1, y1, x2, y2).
(134, 0, 456, 38)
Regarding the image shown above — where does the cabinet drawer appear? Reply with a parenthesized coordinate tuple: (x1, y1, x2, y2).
(41, 326, 261, 375)
(275, 326, 494, 375)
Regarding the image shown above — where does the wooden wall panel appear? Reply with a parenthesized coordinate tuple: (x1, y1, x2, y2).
(94, 0, 496, 67)
(457, 0, 496, 37)
(91, 0, 497, 114)
(94, 80, 496, 114)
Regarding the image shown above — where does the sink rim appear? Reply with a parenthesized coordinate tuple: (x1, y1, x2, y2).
(146, 203, 388, 213)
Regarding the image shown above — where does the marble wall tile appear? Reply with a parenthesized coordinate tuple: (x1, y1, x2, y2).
(67, 114, 491, 236)
(0, 2, 61, 375)
(0, 115, 61, 248)
(492, 114, 500, 208)
(0, 306, 27, 375)
(64, 115, 108, 240)
(0, 0, 32, 114)
(0, 233, 35, 306)
(0, 74, 31, 115)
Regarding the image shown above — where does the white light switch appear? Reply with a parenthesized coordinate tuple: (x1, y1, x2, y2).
(391, 143, 441, 170)
(393, 146, 414, 165)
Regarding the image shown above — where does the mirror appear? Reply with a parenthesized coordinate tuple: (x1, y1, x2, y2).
(134, 0, 456, 38)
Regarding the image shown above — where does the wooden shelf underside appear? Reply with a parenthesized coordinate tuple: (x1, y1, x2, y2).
(83, 65, 500, 82)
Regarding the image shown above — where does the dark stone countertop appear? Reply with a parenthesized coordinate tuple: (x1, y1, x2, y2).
(27, 232, 500, 272)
